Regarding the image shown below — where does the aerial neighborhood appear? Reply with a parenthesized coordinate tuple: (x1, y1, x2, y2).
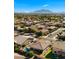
(14, 12, 65, 59)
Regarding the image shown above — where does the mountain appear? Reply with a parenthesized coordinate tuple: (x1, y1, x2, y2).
(14, 9, 65, 16)
(31, 9, 53, 14)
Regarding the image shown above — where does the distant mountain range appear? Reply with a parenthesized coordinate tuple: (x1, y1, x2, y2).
(31, 9, 52, 13)
(15, 9, 65, 15)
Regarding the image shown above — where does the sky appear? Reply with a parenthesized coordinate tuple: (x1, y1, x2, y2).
(14, 0, 65, 13)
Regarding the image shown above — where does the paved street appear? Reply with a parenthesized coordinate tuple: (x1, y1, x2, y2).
(46, 28, 65, 40)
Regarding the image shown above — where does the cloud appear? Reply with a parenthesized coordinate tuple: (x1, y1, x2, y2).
(42, 4, 48, 7)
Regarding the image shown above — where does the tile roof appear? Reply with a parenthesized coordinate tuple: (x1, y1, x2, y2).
(29, 40, 51, 50)
(14, 35, 33, 45)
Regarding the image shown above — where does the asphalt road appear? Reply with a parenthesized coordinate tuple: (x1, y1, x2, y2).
(45, 28, 65, 40)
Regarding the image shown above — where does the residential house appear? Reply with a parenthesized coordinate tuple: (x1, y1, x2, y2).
(14, 35, 34, 45)
(29, 39, 51, 54)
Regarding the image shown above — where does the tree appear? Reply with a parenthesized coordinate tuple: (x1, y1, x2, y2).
(35, 31, 42, 38)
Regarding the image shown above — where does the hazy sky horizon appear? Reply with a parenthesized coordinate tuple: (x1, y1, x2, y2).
(14, 0, 65, 13)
